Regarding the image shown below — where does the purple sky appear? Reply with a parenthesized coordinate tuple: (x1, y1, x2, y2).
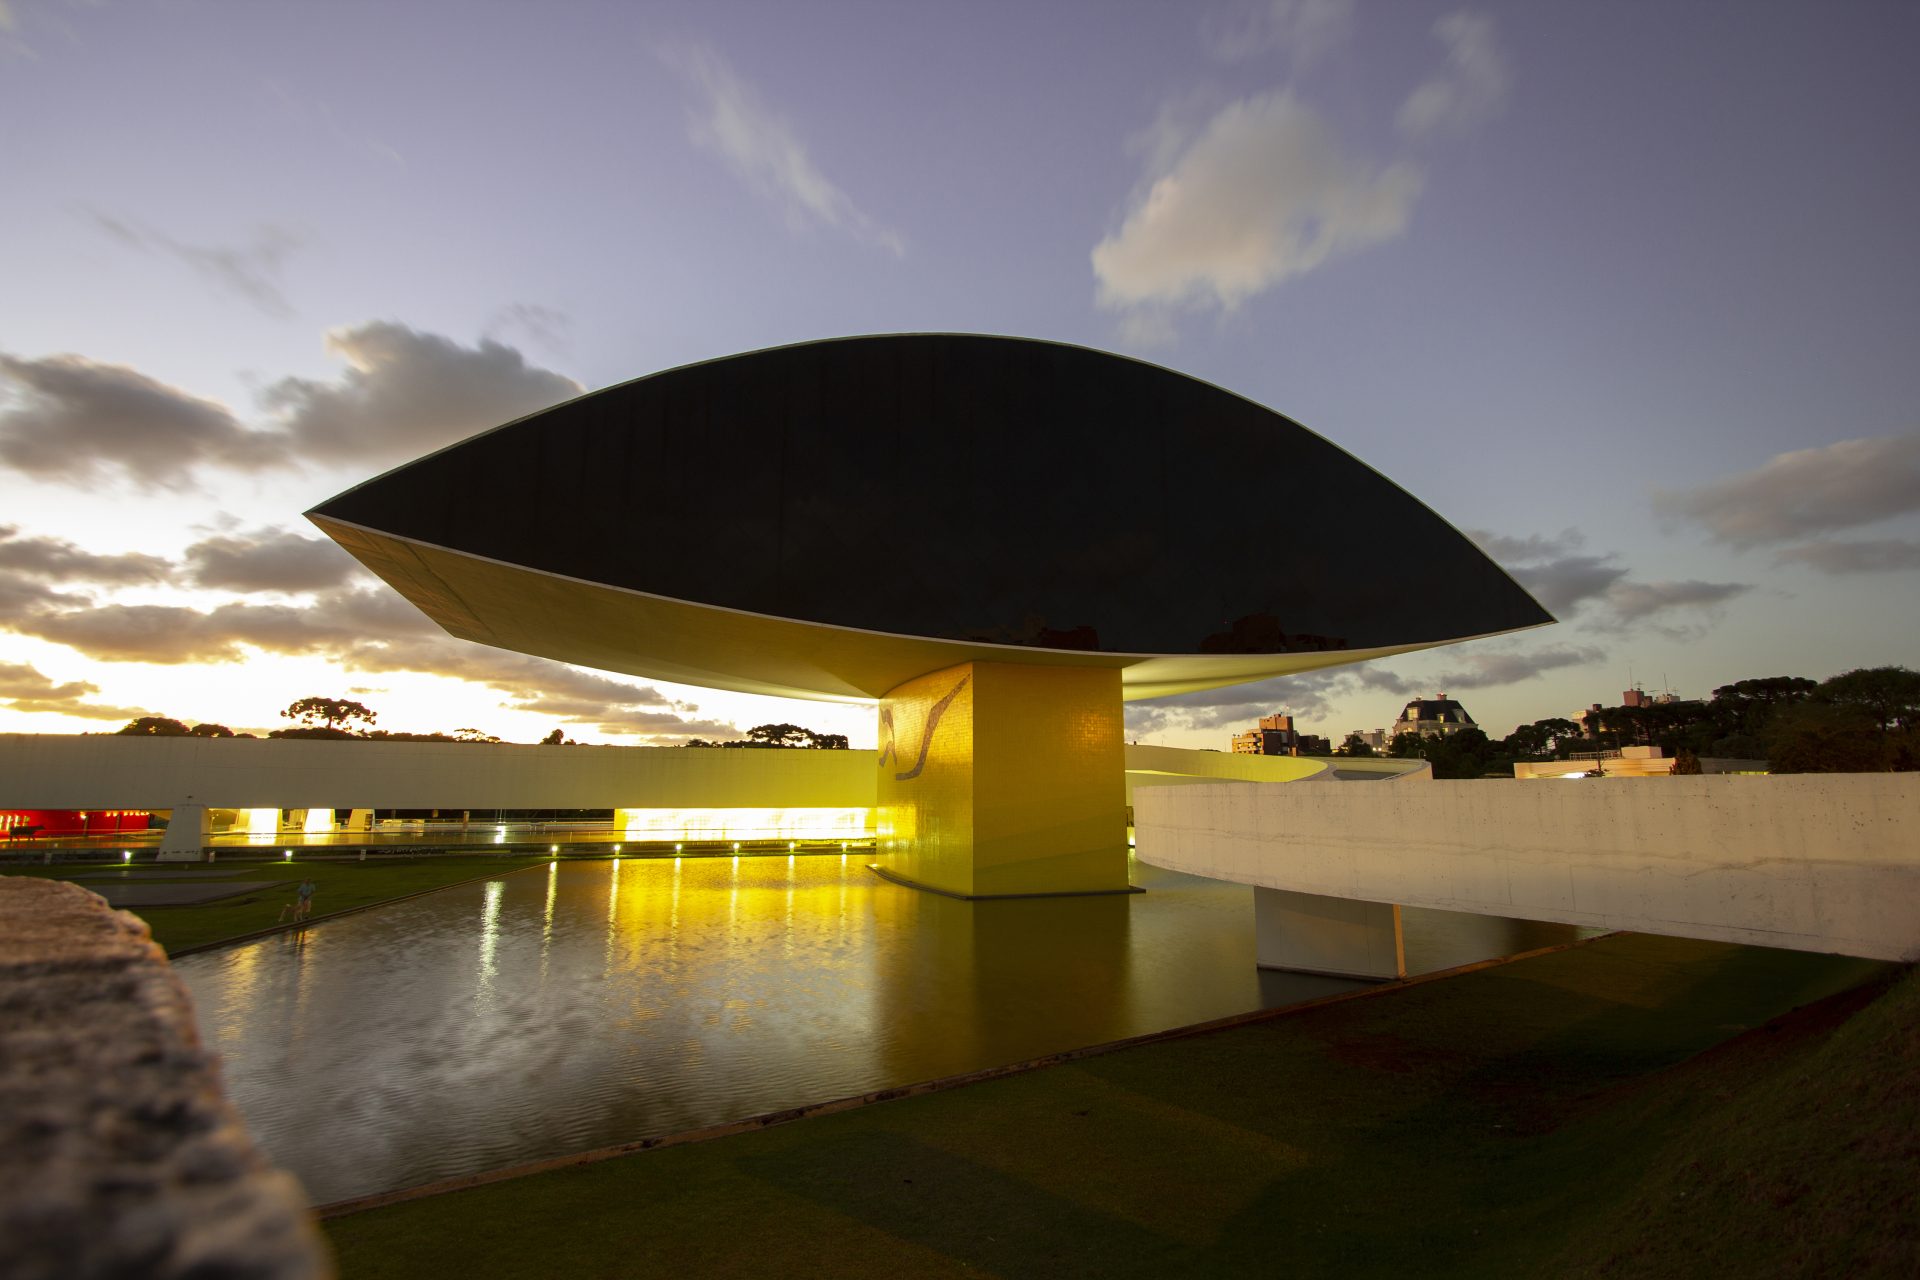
(2, 0, 1916, 747)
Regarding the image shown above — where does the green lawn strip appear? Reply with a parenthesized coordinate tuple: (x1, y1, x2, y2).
(0, 857, 552, 953)
(321, 935, 1901, 1279)
(1546, 961, 1919, 1278)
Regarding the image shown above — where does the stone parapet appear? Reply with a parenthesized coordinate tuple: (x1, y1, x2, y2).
(0, 877, 329, 1280)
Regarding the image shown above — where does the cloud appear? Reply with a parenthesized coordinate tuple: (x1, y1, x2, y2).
(1, 322, 579, 490)
(1773, 538, 1920, 575)
(0, 525, 171, 585)
(1471, 527, 1749, 635)
(1428, 644, 1603, 690)
(1653, 433, 1920, 548)
(3, 579, 741, 742)
(670, 43, 904, 256)
(260, 320, 580, 465)
(1092, 91, 1420, 321)
(1467, 527, 1620, 617)
(0, 660, 150, 722)
(1396, 11, 1509, 140)
(484, 303, 572, 357)
(183, 527, 362, 592)
(0, 569, 66, 622)
(1602, 579, 1750, 623)
(0, 352, 287, 488)
(1126, 664, 1412, 736)
(1201, 0, 1354, 67)
(86, 212, 303, 317)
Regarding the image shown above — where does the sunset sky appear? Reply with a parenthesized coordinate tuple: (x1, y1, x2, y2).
(2, 0, 1916, 749)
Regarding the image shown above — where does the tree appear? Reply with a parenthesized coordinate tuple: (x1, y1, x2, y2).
(454, 728, 501, 743)
(1768, 705, 1889, 774)
(1817, 666, 1920, 734)
(280, 697, 377, 734)
(116, 716, 189, 736)
(804, 730, 850, 750)
(744, 723, 812, 748)
(1671, 748, 1703, 775)
(188, 723, 234, 737)
(1334, 732, 1375, 758)
(540, 728, 576, 746)
(1708, 676, 1817, 740)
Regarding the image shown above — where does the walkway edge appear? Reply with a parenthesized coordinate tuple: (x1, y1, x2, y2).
(315, 932, 1611, 1220)
(165, 860, 553, 959)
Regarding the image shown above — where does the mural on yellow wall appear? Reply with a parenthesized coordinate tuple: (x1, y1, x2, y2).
(876, 661, 1130, 898)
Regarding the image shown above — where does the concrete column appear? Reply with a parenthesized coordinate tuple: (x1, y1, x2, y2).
(1255, 886, 1405, 980)
(157, 804, 212, 862)
(347, 809, 373, 832)
(874, 661, 1131, 898)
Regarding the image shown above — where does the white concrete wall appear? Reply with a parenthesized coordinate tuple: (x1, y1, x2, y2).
(1135, 774, 1920, 961)
(0, 735, 878, 810)
(1, 734, 1372, 814)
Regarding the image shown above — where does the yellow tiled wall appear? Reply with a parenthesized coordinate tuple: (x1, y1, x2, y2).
(875, 661, 1129, 897)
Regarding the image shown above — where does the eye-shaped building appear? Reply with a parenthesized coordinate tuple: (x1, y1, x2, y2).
(310, 334, 1550, 897)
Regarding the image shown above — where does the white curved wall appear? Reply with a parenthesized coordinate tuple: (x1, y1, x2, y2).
(1135, 774, 1920, 961)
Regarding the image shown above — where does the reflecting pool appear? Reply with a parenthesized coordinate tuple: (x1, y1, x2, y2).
(177, 856, 1585, 1204)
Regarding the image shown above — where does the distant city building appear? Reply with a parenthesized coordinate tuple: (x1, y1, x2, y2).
(1345, 728, 1387, 751)
(1232, 713, 1299, 755)
(1390, 695, 1476, 739)
(1513, 746, 1767, 780)
(1296, 734, 1332, 756)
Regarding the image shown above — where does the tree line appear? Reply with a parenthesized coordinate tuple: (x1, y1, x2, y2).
(114, 699, 848, 749)
(1330, 666, 1920, 779)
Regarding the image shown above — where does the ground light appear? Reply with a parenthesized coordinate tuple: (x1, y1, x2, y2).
(122, 851, 131, 862)
(549, 845, 558, 853)
(283, 851, 292, 860)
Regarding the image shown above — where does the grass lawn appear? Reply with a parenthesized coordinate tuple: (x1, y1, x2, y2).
(323, 933, 1916, 1279)
(0, 856, 552, 954)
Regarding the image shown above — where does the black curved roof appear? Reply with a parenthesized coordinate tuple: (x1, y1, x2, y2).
(1398, 698, 1476, 725)
(311, 334, 1550, 657)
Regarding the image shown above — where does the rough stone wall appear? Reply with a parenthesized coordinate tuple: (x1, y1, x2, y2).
(0, 877, 330, 1280)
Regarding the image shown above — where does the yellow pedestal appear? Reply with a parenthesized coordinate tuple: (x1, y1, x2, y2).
(874, 661, 1132, 898)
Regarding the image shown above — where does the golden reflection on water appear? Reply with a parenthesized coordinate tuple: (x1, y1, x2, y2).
(476, 879, 502, 1002)
(176, 855, 1588, 1207)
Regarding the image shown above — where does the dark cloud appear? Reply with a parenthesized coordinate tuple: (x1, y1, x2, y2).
(183, 527, 362, 592)
(1126, 664, 1412, 736)
(1653, 433, 1920, 548)
(87, 212, 302, 317)
(261, 321, 580, 465)
(1774, 538, 1920, 575)
(0, 660, 150, 722)
(1602, 580, 1750, 623)
(0, 352, 288, 488)
(0, 569, 67, 622)
(1428, 645, 1604, 690)
(4, 582, 735, 742)
(0, 322, 577, 491)
(594, 711, 743, 741)
(1473, 526, 1748, 634)
(1468, 527, 1621, 617)
(0, 525, 171, 585)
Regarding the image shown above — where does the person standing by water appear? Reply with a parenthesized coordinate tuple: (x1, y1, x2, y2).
(294, 876, 317, 921)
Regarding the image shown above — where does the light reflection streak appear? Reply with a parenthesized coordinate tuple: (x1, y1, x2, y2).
(476, 880, 503, 1003)
(541, 861, 558, 975)
(605, 857, 621, 971)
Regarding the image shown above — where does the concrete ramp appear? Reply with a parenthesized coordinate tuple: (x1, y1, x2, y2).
(1136, 774, 1920, 963)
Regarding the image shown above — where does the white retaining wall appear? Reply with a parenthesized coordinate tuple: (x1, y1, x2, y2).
(1135, 773, 1920, 961)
